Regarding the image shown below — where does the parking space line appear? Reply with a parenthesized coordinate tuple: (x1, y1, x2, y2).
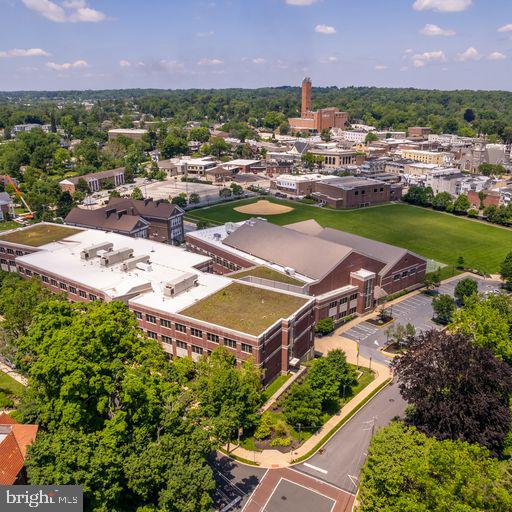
(303, 463, 328, 475)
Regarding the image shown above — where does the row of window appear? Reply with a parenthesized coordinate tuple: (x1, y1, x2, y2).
(333, 307, 358, 320)
(354, 187, 385, 196)
(328, 293, 358, 309)
(186, 243, 242, 273)
(0, 247, 27, 256)
(393, 268, 417, 281)
(146, 330, 253, 354)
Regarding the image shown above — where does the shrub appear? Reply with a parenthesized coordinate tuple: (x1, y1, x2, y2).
(316, 317, 334, 335)
(273, 419, 288, 438)
(468, 209, 478, 218)
(269, 437, 291, 447)
(254, 412, 272, 440)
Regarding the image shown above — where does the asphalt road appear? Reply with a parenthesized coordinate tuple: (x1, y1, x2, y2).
(296, 381, 406, 494)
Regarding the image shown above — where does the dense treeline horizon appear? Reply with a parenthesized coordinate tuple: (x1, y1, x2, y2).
(1, 86, 512, 139)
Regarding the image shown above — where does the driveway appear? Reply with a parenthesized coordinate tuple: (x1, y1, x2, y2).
(296, 381, 406, 493)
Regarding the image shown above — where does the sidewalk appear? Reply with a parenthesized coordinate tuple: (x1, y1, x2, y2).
(0, 360, 27, 386)
(227, 339, 391, 468)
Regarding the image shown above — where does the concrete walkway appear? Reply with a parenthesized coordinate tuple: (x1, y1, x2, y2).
(259, 365, 306, 414)
(0, 360, 27, 386)
(227, 340, 391, 468)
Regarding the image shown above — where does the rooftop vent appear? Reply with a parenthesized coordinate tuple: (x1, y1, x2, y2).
(121, 255, 150, 271)
(163, 273, 198, 298)
(81, 242, 113, 260)
(213, 233, 222, 241)
(100, 247, 134, 266)
(284, 267, 296, 276)
(225, 222, 237, 234)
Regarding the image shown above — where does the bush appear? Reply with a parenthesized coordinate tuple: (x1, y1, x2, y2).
(254, 412, 272, 440)
(316, 317, 334, 335)
(468, 209, 478, 218)
(273, 419, 288, 438)
(269, 437, 291, 447)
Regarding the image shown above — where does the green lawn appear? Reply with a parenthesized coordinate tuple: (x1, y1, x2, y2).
(186, 199, 512, 274)
(262, 373, 291, 402)
(0, 370, 24, 409)
(229, 266, 305, 286)
(180, 282, 309, 336)
(0, 221, 21, 233)
(0, 223, 82, 247)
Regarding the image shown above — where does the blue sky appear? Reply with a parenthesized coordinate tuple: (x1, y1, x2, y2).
(0, 0, 511, 91)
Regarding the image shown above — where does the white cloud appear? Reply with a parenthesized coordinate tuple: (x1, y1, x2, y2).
(119, 59, 131, 67)
(252, 57, 266, 65)
(22, 0, 105, 23)
(498, 24, 512, 32)
(420, 24, 456, 36)
(411, 50, 447, 68)
(374, 64, 388, 70)
(320, 55, 338, 64)
(197, 58, 223, 66)
(488, 51, 506, 60)
(456, 46, 481, 61)
(285, 0, 320, 5)
(315, 24, 336, 35)
(46, 59, 88, 70)
(0, 48, 50, 58)
(413, 0, 472, 12)
(196, 30, 214, 37)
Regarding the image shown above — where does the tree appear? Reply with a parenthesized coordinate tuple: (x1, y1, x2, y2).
(403, 186, 433, 207)
(479, 163, 505, 177)
(160, 134, 188, 159)
(431, 294, 455, 325)
(450, 292, 512, 364)
(189, 193, 200, 204)
(188, 126, 210, 143)
(301, 152, 317, 170)
(359, 422, 512, 512)
(263, 111, 286, 131)
(315, 317, 334, 335)
(423, 270, 440, 293)
(171, 193, 187, 208)
(463, 108, 476, 123)
(131, 187, 144, 200)
(500, 251, 512, 291)
(320, 129, 331, 142)
(219, 187, 232, 198)
(453, 194, 470, 215)
(75, 178, 91, 195)
(193, 347, 262, 443)
(364, 132, 379, 143)
(431, 192, 453, 211)
(56, 191, 74, 218)
(208, 137, 230, 158)
(230, 183, 243, 196)
(385, 323, 416, 349)
(282, 382, 322, 428)
(196, 220, 210, 230)
(456, 255, 465, 270)
(393, 330, 512, 455)
(454, 277, 478, 305)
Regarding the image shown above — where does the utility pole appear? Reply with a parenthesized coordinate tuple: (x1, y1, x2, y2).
(369, 356, 372, 372)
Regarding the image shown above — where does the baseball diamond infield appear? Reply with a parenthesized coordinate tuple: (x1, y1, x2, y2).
(234, 200, 294, 215)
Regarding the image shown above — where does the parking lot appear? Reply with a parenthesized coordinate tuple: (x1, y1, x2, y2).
(342, 276, 503, 364)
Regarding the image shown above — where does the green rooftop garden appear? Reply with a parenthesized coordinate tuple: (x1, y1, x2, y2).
(0, 224, 82, 247)
(229, 266, 305, 286)
(180, 282, 308, 336)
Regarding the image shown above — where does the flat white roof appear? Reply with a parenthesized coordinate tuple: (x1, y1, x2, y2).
(16, 227, 231, 312)
(274, 173, 330, 183)
(108, 128, 148, 134)
(224, 159, 260, 166)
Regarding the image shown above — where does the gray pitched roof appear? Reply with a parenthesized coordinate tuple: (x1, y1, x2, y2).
(65, 207, 148, 233)
(107, 197, 183, 219)
(285, 219, 324, 237)
(223, 219, 352, 280)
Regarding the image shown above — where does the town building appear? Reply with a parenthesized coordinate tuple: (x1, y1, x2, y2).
(407, 127, 432, 141)
(0, 192, 14, 221)
(186, 219, 426, 321)
(0, 224, 316, 383)
(0, 412, 38, 485)
(270, 174, 330, 197)
(12, 123, 51, 135)
(288, 78, 349, 133)
(65, 197, 185, 244)
(311, 176, 402, 208)
(59, 167, 126, 194)
(108, 128, 148, 141)
(308, 148, 365, 168)
(399, 149, 453, 166)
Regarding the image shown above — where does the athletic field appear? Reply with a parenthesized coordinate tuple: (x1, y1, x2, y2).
(186, 198, 512, 275)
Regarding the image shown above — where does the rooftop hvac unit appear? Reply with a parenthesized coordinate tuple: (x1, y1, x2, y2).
(213, 233, 222, 241)
(163, 272, 198, 297)
(80, 242, 113, 260)
(284, 267, 296, 276)
(100, 247, 134, 266)
(121, 255, 150, 271)
(225, 222, 237, 234)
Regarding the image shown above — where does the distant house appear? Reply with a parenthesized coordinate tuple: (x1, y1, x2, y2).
(65, 197, 185, 244)
(0, 192, 14, 221)
(0, 412, 38, 485)
(59, 167, 125, 194)
(108, 128, 148, 141)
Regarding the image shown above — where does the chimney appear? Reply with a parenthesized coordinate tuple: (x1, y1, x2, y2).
(117, 209, 127, 219)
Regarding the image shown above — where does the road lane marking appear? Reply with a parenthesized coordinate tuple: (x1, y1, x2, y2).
(304, 463, 328, 475)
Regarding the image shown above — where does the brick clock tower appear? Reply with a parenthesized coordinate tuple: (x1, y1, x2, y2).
(301, 77, 312, 116)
